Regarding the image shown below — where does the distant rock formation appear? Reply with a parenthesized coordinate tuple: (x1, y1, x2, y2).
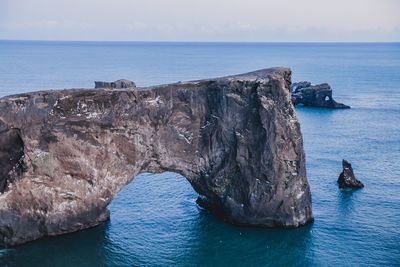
(337, 160, 364, 189)
(0, 68, 313, 247)
(95, 79, 136, 89)
(291, 82, 350, 108)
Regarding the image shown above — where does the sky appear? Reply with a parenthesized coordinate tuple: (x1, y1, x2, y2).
(0, 0, 399, 42)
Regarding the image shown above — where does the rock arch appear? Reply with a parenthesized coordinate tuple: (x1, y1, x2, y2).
(0, 68, 313, 246)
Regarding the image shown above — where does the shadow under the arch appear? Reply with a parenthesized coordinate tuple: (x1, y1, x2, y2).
(0, 172, 315, 267)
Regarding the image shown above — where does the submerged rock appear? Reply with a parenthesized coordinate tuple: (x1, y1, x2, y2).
(337, 160, 364, 189)
(95, 79, 136, 89)
(0, 67, 313, 246)
(291, 82, 350, 108)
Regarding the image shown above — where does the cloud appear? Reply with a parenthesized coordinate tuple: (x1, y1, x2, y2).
(0, 0, 399, 41)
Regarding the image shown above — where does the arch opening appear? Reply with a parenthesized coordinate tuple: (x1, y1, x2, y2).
(109, 172, 200, 227)
(106, 171, 204, 260)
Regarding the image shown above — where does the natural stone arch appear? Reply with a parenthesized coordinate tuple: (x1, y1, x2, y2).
(0, 68, 313, 246)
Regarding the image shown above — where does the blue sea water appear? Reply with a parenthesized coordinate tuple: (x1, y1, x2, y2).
(0, 41, 399, 266)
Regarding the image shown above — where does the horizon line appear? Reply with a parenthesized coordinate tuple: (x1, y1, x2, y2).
(0, 39, 399, 44)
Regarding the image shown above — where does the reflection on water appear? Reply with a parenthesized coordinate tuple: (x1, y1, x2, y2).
(182, 210, 314, 267)
(337, 189, 357, 214)
(0, 223, 110, 266)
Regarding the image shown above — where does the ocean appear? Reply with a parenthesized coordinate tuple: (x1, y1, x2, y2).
(0, 41, 399, 266)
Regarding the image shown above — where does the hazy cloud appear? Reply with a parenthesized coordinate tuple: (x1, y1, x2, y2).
(0, 0, 399, 41)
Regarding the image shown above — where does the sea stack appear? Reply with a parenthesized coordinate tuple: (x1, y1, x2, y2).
(291, 82, 350, 108)
(337, 160, 364, 189)
(0, 68, 313, 247)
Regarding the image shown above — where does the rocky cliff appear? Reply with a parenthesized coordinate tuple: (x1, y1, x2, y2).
(0, 68, 313, 246)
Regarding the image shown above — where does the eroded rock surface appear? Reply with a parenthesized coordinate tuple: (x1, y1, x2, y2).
(95, 79, 136, 89)
(337, 160, 364, 189)
(291, 82, 350, 108)
(0, 68, 313, 246)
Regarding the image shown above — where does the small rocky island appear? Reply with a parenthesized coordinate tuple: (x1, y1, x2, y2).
(338, 160, 364, 189)
(291, 81, 350, 108)
(0, 68, 313, 246)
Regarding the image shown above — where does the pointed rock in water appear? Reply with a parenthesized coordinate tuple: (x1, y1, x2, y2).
(291, 81, 350, 108)
(0, 67, 313, 247)
(337, 160, 364, 189)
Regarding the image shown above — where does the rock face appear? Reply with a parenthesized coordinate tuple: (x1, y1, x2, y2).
(0, 68, 313, 247)
(337, 160, 364, 189)
(291, 82, 350, 108)
(95, 79, 136, 89)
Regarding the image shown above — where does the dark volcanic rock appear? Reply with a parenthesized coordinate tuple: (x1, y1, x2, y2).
(291, 82, 350, 108)
(95, 79, 136, 89)
(0, 123, 25, 192)
(337, 160, 364, 189)
(0, 67, 313, 246)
